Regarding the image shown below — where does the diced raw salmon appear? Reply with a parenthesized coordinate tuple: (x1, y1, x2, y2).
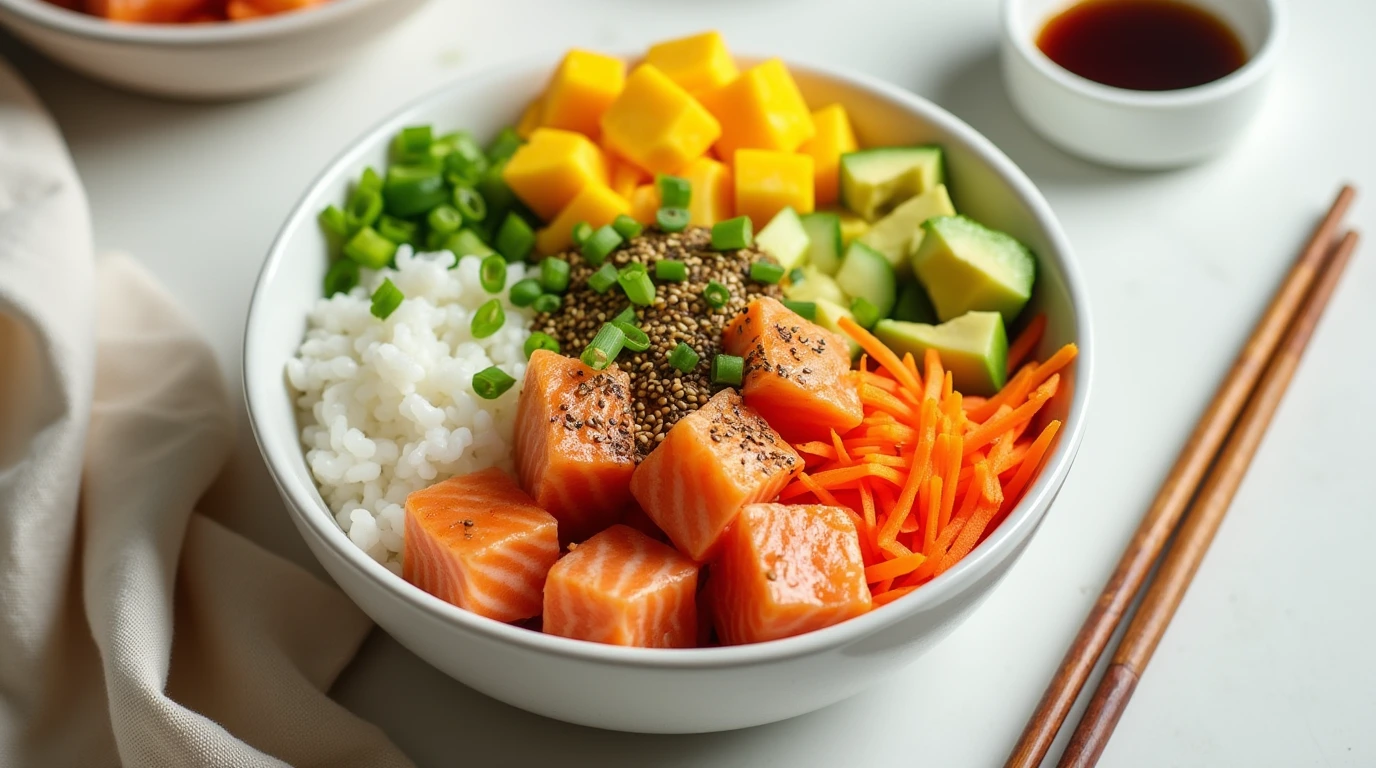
(514, 350, 637, 543)
(543, 525, 699, 647)
(723, 297, 863, 442)
(403, 468, 560, 624)
(631, 388, 801, 561)
(620, 502, 670, 544)
(712, 503, 872, 645)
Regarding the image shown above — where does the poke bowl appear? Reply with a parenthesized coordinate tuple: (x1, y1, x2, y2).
(245, 41, 1093, 733)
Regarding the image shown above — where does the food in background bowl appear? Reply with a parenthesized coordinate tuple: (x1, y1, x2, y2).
(44, 0, 330, 22)
(287, 32, 1078, 650)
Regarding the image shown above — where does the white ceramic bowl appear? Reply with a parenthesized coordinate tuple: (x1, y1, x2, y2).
(245, 54, 1094, 733)
(0, 0, 430, 100)
(1001, 0, 1285, 169)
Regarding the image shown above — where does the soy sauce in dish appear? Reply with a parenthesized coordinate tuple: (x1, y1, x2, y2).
(1037, 0, 1248, 91)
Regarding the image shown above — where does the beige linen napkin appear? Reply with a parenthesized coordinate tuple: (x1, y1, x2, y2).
(0, 61, 411, 767)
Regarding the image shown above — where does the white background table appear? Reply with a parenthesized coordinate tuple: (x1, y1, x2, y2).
(5, 0, 1374, 764)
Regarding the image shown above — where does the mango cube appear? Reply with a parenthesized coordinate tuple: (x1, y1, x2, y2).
(702, 58, 815, 159)
(734, 149, 814, 227)
(680, 156, 734, 227)
(628, 183, 660, 225)
(609, 157, 649, 200)
(601, 64, 722, 175)
(535, 183, 630, 255)
(540, 49, 626, 138)
(645, 31, 739, 98)
(801, 104, 859, 207)
(516, 96, 543, 139)
(502, 128, 609, 221)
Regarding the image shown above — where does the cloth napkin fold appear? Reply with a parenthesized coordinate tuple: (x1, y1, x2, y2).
(0, 60, 411, 767)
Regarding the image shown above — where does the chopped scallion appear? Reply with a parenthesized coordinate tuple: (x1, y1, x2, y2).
(711, 354, 744, 386)
(612, 214, 643, 240)
(618, 262, 656, 306)
(486, 127, 524, 165)
(539, 257, 571, 293)
(588, 262, 620, 293)
(613, 306, 637, 325)
(749, 260, 785, 284)
(356, 167, 383, 197)
(581, 323, 626, 370)
(345, 187, 383, 231)
(509, 278, 542, 307)
(571, 221, 594, 248)
(657, 174, 691, 208)
(523, 331, 559, 359)
(442, 228, 495, 258)
(668, 342, 699, 373)
(787, 267, 806, 285)
(582, 225, 623, 265)
(480, 254, 507, 293)
(453, 185, 487, 223)
(343, 226, 397, 269)
(654, 259, 687, 282)
(702, 280, 730, 309)
(782, 299, 817, 321)
(472, 365, 516, 399)
(383, 164, 447, 217)
(323, 258, 359, 297)
(656, 206, 690, 233)
(376, 214, 417, 246)
(614, 321, 649, 352)
(495, 213, 535, 262)
(427, 204, 464, 236)
(370, 278, 404, 320)
(711, 216, 753, 250)
(396, 125, 433, 155)
(850, 296, 882, 330)
(532, 293, 562, 313)
(471, 298, 505, 338)
(319, 205, 349, 238)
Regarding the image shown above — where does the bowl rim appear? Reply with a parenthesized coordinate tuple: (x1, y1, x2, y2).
(244, 50, 1095, 670)
(1000, 0, 1287, 108)
(0, 0, 389, 44)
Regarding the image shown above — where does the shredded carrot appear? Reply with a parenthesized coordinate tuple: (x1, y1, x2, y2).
(859, 481, 877, 531)
(796, 471, 843, 507)
(939, 433, 962, 531)
(936, 465, 1005, 575)
(922, 474, 942, 554)
(861, 384, 918, 421)
(810, 463, 905, 488)
(902, 352, 922, 391)
(962, 395, 988, 411)
(865, 424, 918, 444)
(851, 445, 885, 456)
(1026, 343, 1077, 392)
(864, 453, 907, 468)
(963, 374, 1058, 456)
(865, 552, 928, 583)
(861, 371, 900, 393)
(941, 370, 954, 400)
(1006, 313, 1047, 374)
(1001, 420, 1062, 507)
(923, 349, 944, 401)
(830, 429, 851, 466)
(967, 363, 1036, 423)
(839, 315, 922, 393)
(871, 585, 917, 607)
(793, 441, 836, 460)
(879, 535, 913, 560)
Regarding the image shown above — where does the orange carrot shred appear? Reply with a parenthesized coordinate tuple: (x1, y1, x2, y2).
(962, 395, 988, 411)
(1006, 313, 1047, 374)
(939, 432, 962, 531)
(937, 467, 1005, 575)
(861, 384, 918, 421)
(839, 316, 922, 393)
(864, 453, 907, 468)
(831, 429, 851, 466)
(941, 370, 954, 400)
(923, 348, 944, 402)
(1025, 343, 1077, 393)
(923, 474, 942, 554)
(1001, 420, 1062, 508)
(902, 352, 922, 391)
(864, 552, 927, 583)
(793, 441, 836, 459)
(796, 471, 843, 507)
(871, 585, 918, 607)
(967, 363, 1036, 423)
(810, 463, 905, 488)
(861, 371, 900, 393)
(859, 481, 877, 531)
(963, 374, 1058, 456)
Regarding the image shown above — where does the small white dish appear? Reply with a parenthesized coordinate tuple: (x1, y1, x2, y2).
(1001, 0, 1286, 169)
(0, 0, 430, 100)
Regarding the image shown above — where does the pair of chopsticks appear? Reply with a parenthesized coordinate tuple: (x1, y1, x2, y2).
(1007, 185, 1361, 768)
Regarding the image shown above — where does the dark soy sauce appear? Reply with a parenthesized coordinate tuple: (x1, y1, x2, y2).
(1037, 0, 1248, 91)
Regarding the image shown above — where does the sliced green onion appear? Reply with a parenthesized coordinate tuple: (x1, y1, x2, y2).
(571, 221, 594, 248)
(657, 174, 691, 208)
(376, 214, 418, 246)
(618, 262, 656, 306)
(442, 228, 495, 258)
(319, 205, 349, 238)
(749, 260, 785, 284)
(343, 226, 397, 269)
(539, 257, 571, 293)
(345, 187, 383, 231)
(668, 342, 699, 373)
(383, 164, 448, 218)
(473, 365, 516, 399)
(582, 225, 623, 265)
(532, 293, 562, 313)
(711, 354, 744, 386)
(323, 258, 360, 297)
(444, 143, 485, 186)
(581, 323, 626, 370)
(471, 298, 505, 338)
(588, 263, 620, 293)
(656, 206, 690, 233)
(427, 204, 464, 236)
(612, 306, 637, 326)
(486, 127, 524, 165)
(509, 278, 542, 307)
(654, 259, 687, 282)
(370, 278, 404, 320)
(711, 216, 753, 250)
(480, 254, 507, 293)
(453, 185, 488, 223)
(783, 299, 817, 321)
(396, 125, 433, 156)
(787, 267, 806, 285)
(614, 321, 650, 352)
(702, 280, 730, 309)
(612, 214, 643, 240)
(357, 167, 383, 197)
(523, 331, 560, 359)
(850, 296, 882, 330)
(495, 213, 535, 262)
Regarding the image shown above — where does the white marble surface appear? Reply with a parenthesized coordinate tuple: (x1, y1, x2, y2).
(4, 0, 1373, 764)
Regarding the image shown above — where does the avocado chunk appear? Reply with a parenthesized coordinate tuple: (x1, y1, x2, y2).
(892, 280, 938, 324)
(874, 311, 1008, 396)
(783, 265, 848, 306)
(911, 216, 1036, 325)
(813, 298, 862, 359)
(834, 241, 896, 318)
(858, 183, 957, 278)
(756, 207, 810, 271)
(839, 146, 945, 221)
(799, 212, 843, 275)
(836, 208, 871, 246)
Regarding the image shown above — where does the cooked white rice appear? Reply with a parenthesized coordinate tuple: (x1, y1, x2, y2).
(286, 247, 532, 572)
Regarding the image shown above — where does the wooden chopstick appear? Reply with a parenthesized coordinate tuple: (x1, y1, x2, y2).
(1005, 185, 1357, 768)
(1059, 227, 1360, 767)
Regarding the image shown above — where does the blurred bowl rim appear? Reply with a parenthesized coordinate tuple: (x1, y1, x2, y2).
(0, 0, 391, 45)
(244, 50, 1095, 671)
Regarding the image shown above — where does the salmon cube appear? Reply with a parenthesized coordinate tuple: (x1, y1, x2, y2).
(514, 351, 637, 542)
(722, 297, 863, 442)
(543, 525, 699, 647)
(712, 503, 872, 645)
(631, 388, 801, 561)
(403, 468, 560, 623)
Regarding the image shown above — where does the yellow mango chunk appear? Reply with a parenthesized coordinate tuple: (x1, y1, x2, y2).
(541, 50, 626, 138)
(645, 31, 739, 98)
(800, 104, 859, 207)
(734, 149, 814, 227)
(601, 64, 722, 176)
(629, 184, 660, 225)
(516, 96, 543, 139)
(702, 59, 815, 160)
(681, 156, 733, 227)
(503, 128, 609, 222)
(536, 183, 630, 255)
(610, 157, 649, 200)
